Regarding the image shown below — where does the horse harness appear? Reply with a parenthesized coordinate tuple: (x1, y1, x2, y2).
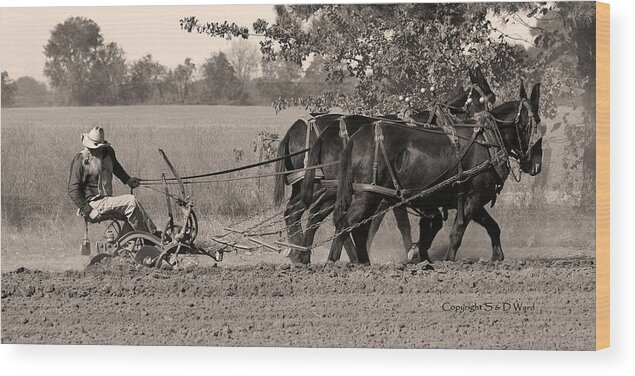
(362, 119, 485, 224)
(317, 100, 495, 222)
(285, 114, 325, 185)
(348, 99, 540, 222)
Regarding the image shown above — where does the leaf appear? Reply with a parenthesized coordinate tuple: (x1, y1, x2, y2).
(551, 122, 562, 132)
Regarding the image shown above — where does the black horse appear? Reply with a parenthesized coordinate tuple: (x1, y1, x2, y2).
(296, 69, 497, 264)
(273, 112, 344, 262)
(330, 81, 543, 265)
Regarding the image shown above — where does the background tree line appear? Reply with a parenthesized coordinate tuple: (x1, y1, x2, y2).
(1, 16, 334, 108)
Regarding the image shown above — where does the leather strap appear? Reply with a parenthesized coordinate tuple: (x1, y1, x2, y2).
(296, 116, 317, 169)
(339, 116, 349, 147)
(372, 122, 382, 185)
(379, 134, 403, 195)
(405, 128, 482, 195)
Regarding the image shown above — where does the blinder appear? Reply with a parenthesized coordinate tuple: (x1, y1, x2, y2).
(527, 120, 544, 157)
(514, 99, 543, 163)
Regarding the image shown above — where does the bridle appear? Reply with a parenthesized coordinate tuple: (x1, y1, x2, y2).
(463, 83, 496, 111)
(485, 98, 543, 181)
(442, 83, 495, 113)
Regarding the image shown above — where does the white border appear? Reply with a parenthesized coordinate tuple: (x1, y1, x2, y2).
(1, 0, 632, 375)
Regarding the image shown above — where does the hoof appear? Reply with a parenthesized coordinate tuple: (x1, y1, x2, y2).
(491, 254, 505, 262)
(286, 249, 311, 265)
(407, 245, 420, 264)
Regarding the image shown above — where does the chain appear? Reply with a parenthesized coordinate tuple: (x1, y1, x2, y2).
(283, 203, 336, 241)
(242, 207, 289, 233)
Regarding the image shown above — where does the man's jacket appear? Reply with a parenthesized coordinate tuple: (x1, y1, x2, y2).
(68, 147, 131, 209)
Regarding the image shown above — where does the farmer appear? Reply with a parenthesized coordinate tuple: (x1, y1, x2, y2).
(68, 126, 159, 235)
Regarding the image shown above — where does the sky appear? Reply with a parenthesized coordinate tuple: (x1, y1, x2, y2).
(0, 5, 274, 83)
(0, 2, 535, 85)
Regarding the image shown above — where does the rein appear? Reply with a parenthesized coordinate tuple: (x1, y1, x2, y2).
(140, 147, 310, 183)
(139, 161, 338, 186)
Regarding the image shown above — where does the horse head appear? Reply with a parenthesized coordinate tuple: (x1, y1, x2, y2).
(491, 80, 543, 176)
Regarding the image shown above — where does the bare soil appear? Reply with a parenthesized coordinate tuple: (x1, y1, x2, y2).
(1, 254, 595, 350)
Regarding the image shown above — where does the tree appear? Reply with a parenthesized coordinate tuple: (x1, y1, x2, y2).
(43, 17, 104, 105)
(173, 58, 196, 103)
(1, 71, 17, 107)
(226, 39, 260, 85)
(497, 3, 597, 210)
(14, 76, 50, 106)
(87, 42, 128, 105)
(128, 54, 167, 103)
(255, 58, 304, 107)
(181, 4, 528, 114)
(299, 54, 355, 104)
(201, 52, 242, 104)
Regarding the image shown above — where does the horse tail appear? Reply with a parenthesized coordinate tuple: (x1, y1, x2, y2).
(300, 135, 323, 208)
(273, 129, 291, 207)
(334, 138, 355, 227)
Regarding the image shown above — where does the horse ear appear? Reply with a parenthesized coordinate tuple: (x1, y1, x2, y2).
(475, 66, 494, 99)
(474, 66, 484, 82)
(468, 67, 476, 84)
(519, 79, 528, 99)
(530, 83, 541, 112)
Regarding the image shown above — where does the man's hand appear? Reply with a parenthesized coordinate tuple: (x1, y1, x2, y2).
(127, 177, 141, 189)
(81, 204, 93, 218)
(81, 204, 101, 223)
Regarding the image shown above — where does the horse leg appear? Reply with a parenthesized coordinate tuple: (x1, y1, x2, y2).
(328, 233, 348, 262)
(285, 184, 304, 244)
(351, 223, 372, 265)
(342, 192, 382, 264)
(444, 200, 475, 261)
(365, 200, 388, 252)
(284, 184, 310, 264)
(303, 192, 334, 248)
(472, 207, 504, 261)
(326, 231, 357, 263)
(393, 206, 414, 254)
(367, 204, 414, 255)
(412, 209, 442, 263)
(303, 191, 357, 263)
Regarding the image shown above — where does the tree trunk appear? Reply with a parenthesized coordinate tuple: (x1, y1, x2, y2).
(573, 11, 596, 213)
(580, 81, 596, 213)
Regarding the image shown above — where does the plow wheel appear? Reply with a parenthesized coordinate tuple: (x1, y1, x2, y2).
(134, 245, 162, 267)
(87, 253, 113, 266)
(102, 220, 133, 243)
(116, 231, 162, 260)
(158, 243, 194, 269)
(165, 210, 198, 245)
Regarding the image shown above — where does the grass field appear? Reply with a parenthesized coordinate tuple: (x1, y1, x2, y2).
(1, 105, 594, 271)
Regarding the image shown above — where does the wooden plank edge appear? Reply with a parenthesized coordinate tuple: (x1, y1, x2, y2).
(595, 1, 610, 351)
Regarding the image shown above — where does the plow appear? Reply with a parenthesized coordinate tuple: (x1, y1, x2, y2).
(85, 149, 224, 269)
(82, 144, 327, 268)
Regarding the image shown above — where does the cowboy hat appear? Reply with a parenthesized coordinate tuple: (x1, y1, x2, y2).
(81, 127, 111, 149)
